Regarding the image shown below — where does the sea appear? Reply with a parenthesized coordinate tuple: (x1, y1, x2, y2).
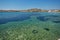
(0, 12, 60, 40)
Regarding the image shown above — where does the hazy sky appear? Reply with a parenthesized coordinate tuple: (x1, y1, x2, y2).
(0, 0, 60, 10)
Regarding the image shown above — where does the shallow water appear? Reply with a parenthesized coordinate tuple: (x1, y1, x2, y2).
(0, 12, 60, 40)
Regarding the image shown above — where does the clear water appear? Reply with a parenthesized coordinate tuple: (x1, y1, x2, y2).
(0, 12, 60, 40)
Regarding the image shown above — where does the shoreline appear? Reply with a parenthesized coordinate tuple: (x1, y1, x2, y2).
(0, 12, 60, 13)
(0, 9, 60, 12)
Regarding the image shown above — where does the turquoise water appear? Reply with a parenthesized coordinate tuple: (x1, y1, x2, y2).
(0, 12, 60, 40)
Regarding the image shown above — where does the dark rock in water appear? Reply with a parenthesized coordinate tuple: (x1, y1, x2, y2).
(2, 38, 6, 40)
(52, 21, 60, 23)
(37, 16, 49, 21)
(44, 28, 49, 31)
(29, 20, 32, 21)
(32, 30, 38, 34)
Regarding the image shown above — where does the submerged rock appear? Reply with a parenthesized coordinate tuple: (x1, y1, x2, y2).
(52, 21, 60, 23)
(44, 28, 50, 31)
(32, 30, 38, 34)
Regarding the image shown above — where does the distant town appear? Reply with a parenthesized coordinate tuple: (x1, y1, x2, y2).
(0, 8, 60, 12)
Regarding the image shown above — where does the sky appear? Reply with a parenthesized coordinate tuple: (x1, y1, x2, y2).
(0, 0, 60, 10)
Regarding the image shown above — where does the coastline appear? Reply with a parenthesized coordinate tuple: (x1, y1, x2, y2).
(0, 8, 60, 12)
